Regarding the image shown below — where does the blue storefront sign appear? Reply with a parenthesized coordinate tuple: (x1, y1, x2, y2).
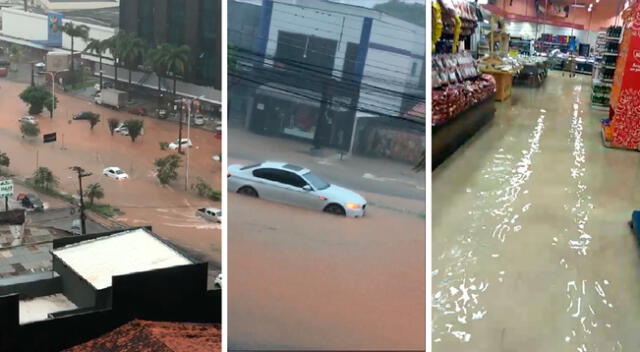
(47, 11, 63, 47)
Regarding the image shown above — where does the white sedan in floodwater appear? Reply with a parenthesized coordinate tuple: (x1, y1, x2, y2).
(102, 167, 129, 181)
(227, 161, 367, 218)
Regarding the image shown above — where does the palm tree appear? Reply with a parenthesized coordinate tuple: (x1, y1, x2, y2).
(104, 31, 129, 89)
(120, 34, 147, 93)
(157, 43, 191, 100)
(156, 43, 190, 152)
(84, 38, 108, 90)
(55, 22, 89, 72)
(146, 45, 169, 111)
(85, 183, 104, 205)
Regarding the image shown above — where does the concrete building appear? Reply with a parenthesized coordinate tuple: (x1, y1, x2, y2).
(0, 226, 221, 352)
(36, 0, 119, 11)
(230, 0, 425, 158)
(119, 0, 221, 90)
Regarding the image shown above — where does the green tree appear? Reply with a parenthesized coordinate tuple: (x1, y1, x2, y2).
(32, 167, 58, 190)
(19, 86, 55, 115)
(20, 122, 40, 138)
(9, 44, 22, 65)
(107, 117, 120, 136)
(104, 31, 129, 89)
(373, 0, 426, 27)
(84, 38, 108, 90)
(124, 119, 144, 142)
(85, 182, 104, 205)
(156, 43, 191, 100)
(146, 46, 169, 111)
(55, 22, 90, 72)
(0, 152, 9, 167)
(86, 112, 100, 130)
(120, 34, 147, 93)
(154, 154, 181, 185)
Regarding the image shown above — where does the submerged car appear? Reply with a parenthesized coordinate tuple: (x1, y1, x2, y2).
(196, 207, 221, 223)
(19, 115, 37, 125)
(103, 166, 129, 180)
(168, 138, 192, 150)
(17, 193, 44, 211)
(227, 161, 367, 218)
(72, 111, 96, 120)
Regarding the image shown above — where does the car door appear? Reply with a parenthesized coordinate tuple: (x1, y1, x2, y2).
(279, 172, 326, 210)
(250, 168, 285, 202)
(262, 170, 316, 209)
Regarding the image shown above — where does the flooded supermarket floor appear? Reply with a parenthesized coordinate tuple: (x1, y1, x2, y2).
(433, 71, 640, 352)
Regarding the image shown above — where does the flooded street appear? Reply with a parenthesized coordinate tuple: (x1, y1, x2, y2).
(0, 80, 221, 267)
(433, 71, 640, 351)
(228, 192, 425, 350)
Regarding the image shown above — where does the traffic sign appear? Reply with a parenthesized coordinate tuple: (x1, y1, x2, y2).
(43, 132, 57, 143)
(0, 179, 13, 198)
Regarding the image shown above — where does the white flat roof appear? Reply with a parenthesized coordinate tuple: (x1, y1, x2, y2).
(52, 228, 192, 290)
(20, 294, 77, 324)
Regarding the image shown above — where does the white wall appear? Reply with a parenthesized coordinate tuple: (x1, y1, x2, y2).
(1, 7, 48, 40)
(0, 7, 115, 57)
(37, 0, 119, 10)
(267, 2, 425, 115)
(267, 2, 364, 75)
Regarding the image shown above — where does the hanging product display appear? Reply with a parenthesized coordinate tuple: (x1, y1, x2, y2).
(433, 0, 443, 51)
(603, 3, 640, 150)
(432, 52, 496, 125)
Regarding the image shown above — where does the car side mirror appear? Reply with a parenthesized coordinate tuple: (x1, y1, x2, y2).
(302, 185, 312, 191)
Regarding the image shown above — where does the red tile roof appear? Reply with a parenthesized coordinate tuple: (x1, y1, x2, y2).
(63, 320, 221, 352)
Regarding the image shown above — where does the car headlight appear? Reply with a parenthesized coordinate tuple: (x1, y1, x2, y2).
(345, 202, 361, 209)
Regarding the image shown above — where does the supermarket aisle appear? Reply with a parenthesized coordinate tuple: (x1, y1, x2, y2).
(433, 71, 640, 352)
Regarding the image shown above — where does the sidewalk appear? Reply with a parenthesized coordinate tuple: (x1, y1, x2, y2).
(228, 127, 425, 202)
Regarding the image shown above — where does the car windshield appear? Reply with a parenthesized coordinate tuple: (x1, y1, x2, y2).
(303, 172, 330, 190)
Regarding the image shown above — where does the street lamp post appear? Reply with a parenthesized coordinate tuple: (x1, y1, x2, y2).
(47, 71, 56, 119)
(70, 166, 92, 235)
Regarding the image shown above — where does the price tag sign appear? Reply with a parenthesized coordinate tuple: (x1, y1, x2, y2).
(0, 179, 13, 198)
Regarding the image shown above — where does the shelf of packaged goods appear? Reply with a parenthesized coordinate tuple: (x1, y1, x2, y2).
(602, 78, 614, 83)
(606, 36, 622, 41)
(592, 104, 610, 111)
(603, 65, 617, 69)
(603, 52, 619, 56)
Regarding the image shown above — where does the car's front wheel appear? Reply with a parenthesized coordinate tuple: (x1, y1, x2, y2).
(237, 186, 258, 198)
(323, 203, 346, 216)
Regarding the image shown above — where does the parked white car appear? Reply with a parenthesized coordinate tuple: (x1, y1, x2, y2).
(103, 166, 129, 180)
(228, 161, 367, 218)
(114, 122, 144, 136)
(214, 273, 223, 289)
(196, 207, 222, 223)
(19, 116, 37, 125)
(168, 138, 192, 150)
(193, 115, 205, 126)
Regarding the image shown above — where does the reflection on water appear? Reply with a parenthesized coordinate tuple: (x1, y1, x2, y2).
(432, 110, 547, 343)
(561, 88, 621, 352)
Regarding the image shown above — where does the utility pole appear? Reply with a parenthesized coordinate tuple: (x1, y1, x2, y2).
(30, 63, 34, 87)
(70, 166, 92, 235)
(178, 98, 184, 153)
(312, 78, 334, 154)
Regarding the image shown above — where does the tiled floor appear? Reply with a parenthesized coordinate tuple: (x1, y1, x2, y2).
(433, 71, 640, 351)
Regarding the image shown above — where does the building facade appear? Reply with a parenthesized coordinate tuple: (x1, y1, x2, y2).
(119, 0, 221, 89)
(230, 0, 425, 156)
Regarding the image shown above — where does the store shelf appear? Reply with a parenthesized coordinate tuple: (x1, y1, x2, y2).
(602, 78, 614, 83)
(603, 65, 617, 69)
(603, 52, 619, 56)
(433, 95, 496, 170)
(592, 104, 610, 111)
(606, 36, 622, 41)
(592, 92, 610, 97)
